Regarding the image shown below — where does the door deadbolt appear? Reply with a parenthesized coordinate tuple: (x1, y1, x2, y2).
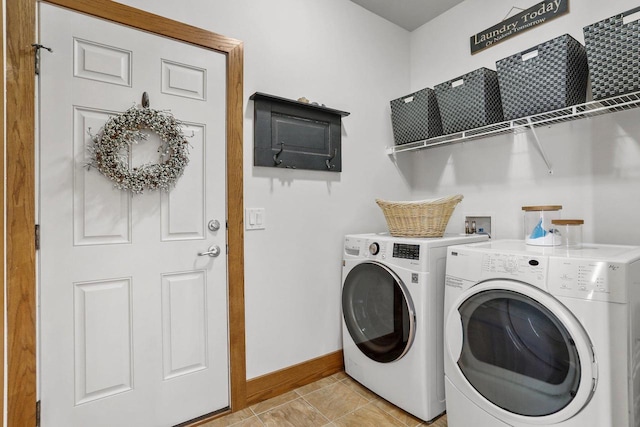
(208, 219, 221, 231)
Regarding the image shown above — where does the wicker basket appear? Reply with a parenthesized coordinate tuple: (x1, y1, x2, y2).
(376, 195, 463, 237)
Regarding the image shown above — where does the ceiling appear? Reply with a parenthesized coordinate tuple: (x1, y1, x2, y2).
(350, 0, 465, 31)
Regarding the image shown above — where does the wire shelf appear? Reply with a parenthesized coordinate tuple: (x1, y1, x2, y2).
(385, 91, 640, 155)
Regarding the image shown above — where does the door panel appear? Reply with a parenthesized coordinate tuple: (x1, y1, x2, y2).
(74, 106, 132, 245)
(161, 270, 209, 379)
(39, 3, 228, 426)
(73, 38, 132, 86)
(74, 278, 133, 404)
(161, 123, 206, 241)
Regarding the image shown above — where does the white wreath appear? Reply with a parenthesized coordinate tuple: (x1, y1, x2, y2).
(89, 106, 190, 194)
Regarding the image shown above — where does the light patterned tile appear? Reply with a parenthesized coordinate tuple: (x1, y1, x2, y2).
(199, 408, 255, 427)
(295, 376, 339, 396)
(250, 390, 299, 415)
(303, 381, 370, 420)
(372, 398, 424, 426)
(333, 402, 406, 427)
(231, 416, 265, 426)
(330, 371, 348, 381)
(258, 397, 329, 427)
(340, 377, 378, 401)
(212, 372, 447, 427)
(420, 413, 447, 426)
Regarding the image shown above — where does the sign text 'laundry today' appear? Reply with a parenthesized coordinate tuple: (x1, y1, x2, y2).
(470, 0, 569, 54)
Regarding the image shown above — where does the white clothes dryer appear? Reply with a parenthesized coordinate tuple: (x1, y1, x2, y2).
(443, 240, 640, 427)
(341, 233, 488, 422)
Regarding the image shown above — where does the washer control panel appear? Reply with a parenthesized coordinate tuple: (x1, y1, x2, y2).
(344, 236, 363, 257)
(548, 259, 627, 303)
(368, 242, 380, 256)
(344, 237, 389, 260)
(393, 243, 420, 260)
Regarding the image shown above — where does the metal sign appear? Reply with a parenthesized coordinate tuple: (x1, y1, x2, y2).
(470, 0, 569, 54)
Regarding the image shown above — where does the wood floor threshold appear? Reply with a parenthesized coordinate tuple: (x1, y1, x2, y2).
(246, 350, 344, 406)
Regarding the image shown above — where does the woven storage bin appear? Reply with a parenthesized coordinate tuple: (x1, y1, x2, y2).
(434, 68, 503, 134)
(390, 88, 443, 145)
(496, 34, 588, 121)
(583, 6, 640, 100)
(376, 195, 463, 237)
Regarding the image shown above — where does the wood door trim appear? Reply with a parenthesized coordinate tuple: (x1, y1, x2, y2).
(6, 1, 246, 425)
(6, 1, 37, 425)
(0, 1, 6, 424)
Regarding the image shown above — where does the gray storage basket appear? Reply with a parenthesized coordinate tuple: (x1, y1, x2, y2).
(434, 68, 503, 134)
(390, 88, 442, 145)
(583, 6, 640, 100)
(496, 34, 588, 121)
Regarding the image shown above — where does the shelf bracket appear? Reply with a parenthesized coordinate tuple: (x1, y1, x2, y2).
(526, 118, 553, 174)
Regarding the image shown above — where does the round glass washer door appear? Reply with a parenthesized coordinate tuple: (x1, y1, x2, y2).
(446, 280, 597, 425)
(342, 261, 415, 363)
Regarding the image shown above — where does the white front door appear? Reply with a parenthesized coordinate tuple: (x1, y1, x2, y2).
(38, 3, 229, 426)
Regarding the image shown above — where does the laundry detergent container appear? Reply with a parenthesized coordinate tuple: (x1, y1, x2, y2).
(522, 205, 562, 246)
(390, 88, 443, 145)
(583, 6, 640, 100)
(496, 34, 588, 121)
(434, 67, 503, 134)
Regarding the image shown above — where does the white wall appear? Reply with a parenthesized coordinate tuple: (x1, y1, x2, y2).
(93, 0, 640, 385)
(408, 0, 640, 245)
(116, 0, 413, 379)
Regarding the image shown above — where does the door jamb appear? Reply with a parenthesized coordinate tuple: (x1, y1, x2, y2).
(6, 1, 246, 425)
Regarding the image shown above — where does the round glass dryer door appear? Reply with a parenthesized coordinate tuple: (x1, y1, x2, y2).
(457, 288, 583, 417)
(342, 262, 415, 363)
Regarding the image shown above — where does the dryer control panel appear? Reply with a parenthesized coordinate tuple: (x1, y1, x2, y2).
(479, 253, 546, 288)
(548, 259, 627, 303)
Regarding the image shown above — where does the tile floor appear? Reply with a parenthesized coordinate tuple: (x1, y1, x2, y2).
(202, 371, 448, 427)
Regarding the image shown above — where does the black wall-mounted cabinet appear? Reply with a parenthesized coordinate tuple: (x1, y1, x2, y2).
(250, 92, 350, 172)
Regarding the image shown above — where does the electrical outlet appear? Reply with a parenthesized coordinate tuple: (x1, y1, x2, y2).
(465, 215, 493, 237)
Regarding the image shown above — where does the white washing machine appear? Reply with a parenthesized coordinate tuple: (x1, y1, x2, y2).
(443, 240, 640, 427)
(341, 232, 488, 422)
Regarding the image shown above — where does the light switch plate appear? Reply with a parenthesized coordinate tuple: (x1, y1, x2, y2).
(245, 208, 266, 230)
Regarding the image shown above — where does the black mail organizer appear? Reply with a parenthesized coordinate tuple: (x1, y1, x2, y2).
(250, 92, 350, 172)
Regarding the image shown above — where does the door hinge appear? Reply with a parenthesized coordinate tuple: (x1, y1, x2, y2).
(36, 400, 41, 427)
(35, 224, 40, 250)
(32, 43, 53, 75)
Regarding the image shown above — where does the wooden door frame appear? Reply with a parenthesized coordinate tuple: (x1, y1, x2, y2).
(6, 0, 246, 425)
